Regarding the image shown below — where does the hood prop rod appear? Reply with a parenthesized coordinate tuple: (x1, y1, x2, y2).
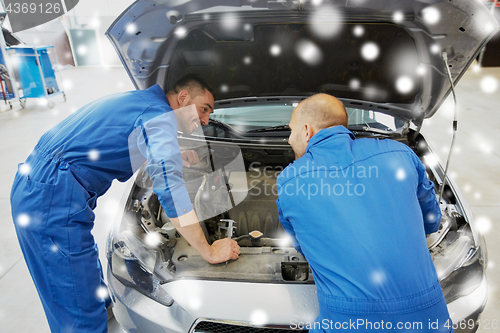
(412, 117, 424, 141)
(438, 52, 458, 203)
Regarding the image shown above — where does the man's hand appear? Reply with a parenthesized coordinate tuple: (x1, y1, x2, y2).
(181, 150, 199, 167)
(169, 210, 240, 264)
(204, 238, 241, 264)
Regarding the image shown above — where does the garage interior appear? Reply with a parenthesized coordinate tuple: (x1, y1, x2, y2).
(0, 1, 499, 332)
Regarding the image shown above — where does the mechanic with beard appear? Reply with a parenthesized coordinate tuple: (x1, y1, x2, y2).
(277, 94, 453, 332)
(10, 74, 240, 333)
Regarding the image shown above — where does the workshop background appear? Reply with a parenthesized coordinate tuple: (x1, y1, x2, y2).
(0, 0, 499, 332)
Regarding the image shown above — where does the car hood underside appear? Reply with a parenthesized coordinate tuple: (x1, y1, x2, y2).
(106, 0, 499, 124)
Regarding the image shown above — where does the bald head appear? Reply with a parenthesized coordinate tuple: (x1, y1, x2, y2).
(288, 93, 348, 159)
(295, 93, 348, 132)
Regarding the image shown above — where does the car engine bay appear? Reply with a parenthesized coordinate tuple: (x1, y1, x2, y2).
(110, 125, 481, 295)
(115, 134, 313, 283)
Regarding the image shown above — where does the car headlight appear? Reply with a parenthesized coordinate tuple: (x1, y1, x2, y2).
(429, 207, 487, 304)
(107, 229, 175, 307)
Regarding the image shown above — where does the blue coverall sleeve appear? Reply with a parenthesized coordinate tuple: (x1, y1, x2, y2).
(277, 197, 304, 256)
(135, 110, 193, 218)
(410, 151, 442, 234)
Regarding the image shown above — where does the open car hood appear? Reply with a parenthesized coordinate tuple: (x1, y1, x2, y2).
(106, 0, 498, 125)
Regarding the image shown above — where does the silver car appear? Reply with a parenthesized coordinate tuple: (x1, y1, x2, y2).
(104, 1, 497, 332)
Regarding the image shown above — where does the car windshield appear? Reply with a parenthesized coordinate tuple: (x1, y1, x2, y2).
(210, 105, 406, 133)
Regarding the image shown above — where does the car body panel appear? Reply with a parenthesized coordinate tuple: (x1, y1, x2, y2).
(108, 270, 488, 333)
(108, 271, 319, 332)
(447, 276, 488, 329)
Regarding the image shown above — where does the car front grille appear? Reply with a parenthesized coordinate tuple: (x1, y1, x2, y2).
(192, 320, 308, 333)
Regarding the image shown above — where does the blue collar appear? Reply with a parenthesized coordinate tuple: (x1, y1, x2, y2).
(305, 125, 355, 153)
(149, 84, 171, 106)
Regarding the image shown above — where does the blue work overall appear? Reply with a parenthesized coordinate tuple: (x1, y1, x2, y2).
(10, 85, 192, 332)
(277, 126, 454, 332)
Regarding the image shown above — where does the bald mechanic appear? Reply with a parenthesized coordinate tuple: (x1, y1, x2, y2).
(10, 74, 240, 333)
(277, 94, 453, 332)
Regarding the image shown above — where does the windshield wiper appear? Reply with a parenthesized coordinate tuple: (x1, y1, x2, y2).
(247, 124, 290, 133)
(348, 125, 393, 135)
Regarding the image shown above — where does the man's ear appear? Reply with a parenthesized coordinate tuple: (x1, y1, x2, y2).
(177, 90, 191, 106)
(304, 122, 315, 143)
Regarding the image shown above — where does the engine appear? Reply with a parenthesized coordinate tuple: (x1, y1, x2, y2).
(121, 141, 312, 283)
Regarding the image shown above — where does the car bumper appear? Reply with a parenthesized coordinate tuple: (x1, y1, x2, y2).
(447, 275, 488, 333)
(108, 269, 488, 333)
(107, 269, 319, 332)
(107, 269, 190, 333)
